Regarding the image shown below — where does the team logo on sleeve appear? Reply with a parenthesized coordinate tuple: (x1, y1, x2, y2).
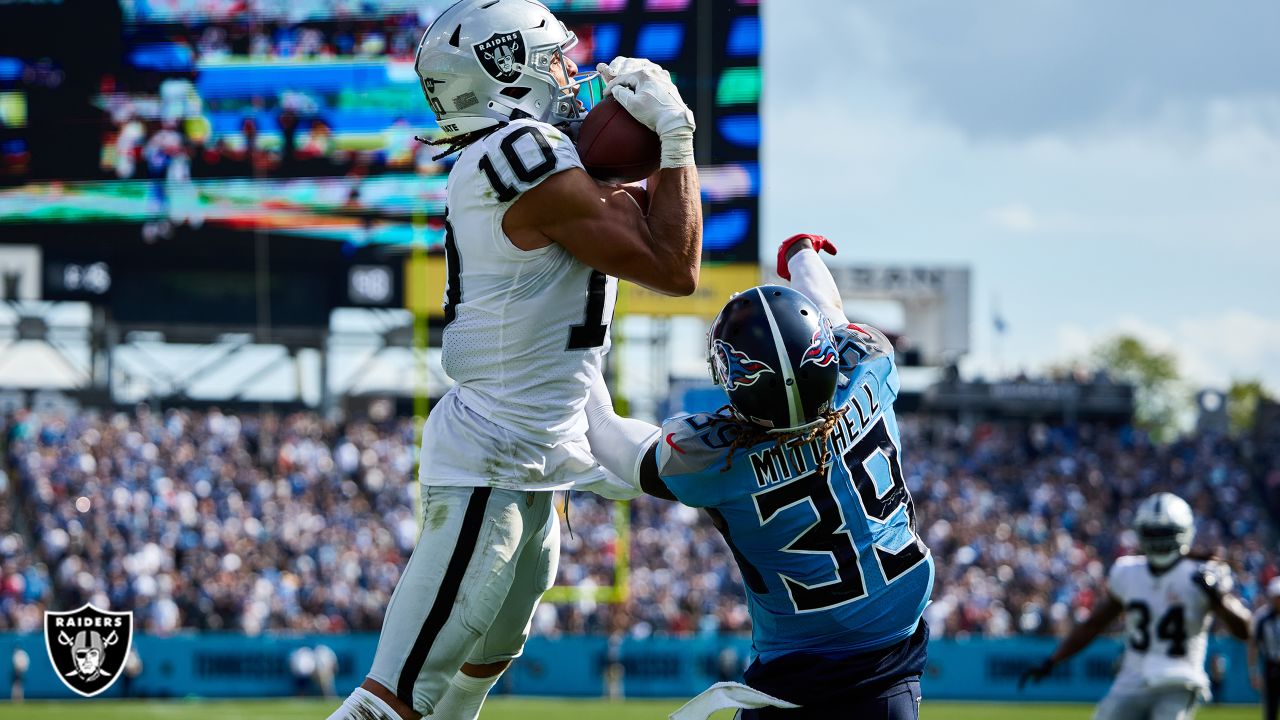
(799, 327, 838, 369)
(474, 32, 525, 83)
(712, 339, 774, 390)
(44, 604, 133, 697)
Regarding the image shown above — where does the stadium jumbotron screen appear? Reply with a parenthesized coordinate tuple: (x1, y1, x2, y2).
(0, 0, 760, 262)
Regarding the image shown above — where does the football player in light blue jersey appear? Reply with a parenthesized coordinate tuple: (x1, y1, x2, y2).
(585, 234, 934, 719)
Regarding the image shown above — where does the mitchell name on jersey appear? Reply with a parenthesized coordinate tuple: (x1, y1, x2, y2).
(420, 119, 617, 491)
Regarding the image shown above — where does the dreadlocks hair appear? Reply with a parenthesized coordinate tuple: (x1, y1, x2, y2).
(713, 404, 851, 474)
(415, 125, 504, 161)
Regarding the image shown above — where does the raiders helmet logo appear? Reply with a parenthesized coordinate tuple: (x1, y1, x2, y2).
(44, 604, 134, 697)
(474, 31, 525, 83)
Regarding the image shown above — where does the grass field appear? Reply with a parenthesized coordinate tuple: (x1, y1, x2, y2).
(1, 698, 1263, 719)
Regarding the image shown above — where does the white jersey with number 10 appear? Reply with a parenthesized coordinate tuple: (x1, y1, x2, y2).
(419, 118, 617, 490)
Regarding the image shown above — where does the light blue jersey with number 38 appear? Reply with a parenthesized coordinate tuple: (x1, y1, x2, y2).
(656, 323, 934, 662)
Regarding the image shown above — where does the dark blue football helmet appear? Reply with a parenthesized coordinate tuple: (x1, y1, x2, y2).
(707, 285, 840, 431)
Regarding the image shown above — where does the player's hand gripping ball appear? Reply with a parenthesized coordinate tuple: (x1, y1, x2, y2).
(575, 95, 662, 184)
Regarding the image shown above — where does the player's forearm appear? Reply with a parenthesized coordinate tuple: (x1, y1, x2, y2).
(786, 246, 849, 326)
(584, 375, 661, 489)
(1049, 620, 1107, 665)
(1213, 596, 1252, 640)
(1050, 598, 1121, 664)
(642, 166, 702, 296)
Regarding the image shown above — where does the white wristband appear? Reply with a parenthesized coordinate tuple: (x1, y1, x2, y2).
(659, 129, 695, 169)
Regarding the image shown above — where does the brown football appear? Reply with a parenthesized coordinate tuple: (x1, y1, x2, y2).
(576, 96, 661, 184)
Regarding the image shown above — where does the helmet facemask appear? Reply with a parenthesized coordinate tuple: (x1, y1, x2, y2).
(1137, 523, 1193, 569)
(516, 26, 601, 129)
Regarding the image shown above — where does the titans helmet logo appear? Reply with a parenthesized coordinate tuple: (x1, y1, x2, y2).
(712, 339, 775, 391)
(800, 327, 838, 369)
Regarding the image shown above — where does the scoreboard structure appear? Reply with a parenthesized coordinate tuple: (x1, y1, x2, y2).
(0, 0, 761, 333)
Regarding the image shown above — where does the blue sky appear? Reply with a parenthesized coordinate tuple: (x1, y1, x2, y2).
(760, 0, 1280, 391)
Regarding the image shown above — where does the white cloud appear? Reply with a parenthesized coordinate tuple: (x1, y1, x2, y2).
(765, 2, 1280, 392)
(986, 204, 1038, 233)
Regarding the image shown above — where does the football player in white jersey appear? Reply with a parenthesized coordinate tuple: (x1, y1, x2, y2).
(1020, 492, 1252, 719)
(328, 1, 702, 719)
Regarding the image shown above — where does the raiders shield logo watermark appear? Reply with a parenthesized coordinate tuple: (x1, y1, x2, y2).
(44, 604, 133, 697)
(473, 31, 525, 83)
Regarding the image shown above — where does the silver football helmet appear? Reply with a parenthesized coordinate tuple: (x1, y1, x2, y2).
(1133, 492, 1195, 568)
(415, 0, 597, 140)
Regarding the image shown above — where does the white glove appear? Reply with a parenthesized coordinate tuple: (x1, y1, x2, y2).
(596, 56, 696, 168)
(596, 57, 661, 86)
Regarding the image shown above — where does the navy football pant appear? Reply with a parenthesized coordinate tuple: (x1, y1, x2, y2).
(739, 678, 921, 719)
(739, 622, 928, 719)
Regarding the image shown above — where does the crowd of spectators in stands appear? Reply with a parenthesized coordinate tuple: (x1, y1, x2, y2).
(2, 408, 418, 634)
(2, 406, 1277, 641)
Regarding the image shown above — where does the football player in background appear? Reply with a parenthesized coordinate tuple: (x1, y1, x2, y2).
(1251, 577, 1280, 720)
(1020, 492, 1253, 719)
(585, 234, 935, 719)
(328, 0, 702, 718)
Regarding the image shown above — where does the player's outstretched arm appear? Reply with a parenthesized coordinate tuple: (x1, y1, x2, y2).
(583, 375, 677, 501)
(506, 59, 701, 296)
(1019, 594, 1123, 689)
(779, 234, 849, 327)
(1193, 564, 1252, 640)
(1209, 595, 1252, 640)
(504, 165, 700, 296)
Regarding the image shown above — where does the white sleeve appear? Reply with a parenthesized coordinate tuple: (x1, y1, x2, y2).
(583, 373, 661, 497)
(786, 247, 849, 327)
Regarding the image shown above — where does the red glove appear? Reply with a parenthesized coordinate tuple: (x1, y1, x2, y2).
(776, 233, 838, 281)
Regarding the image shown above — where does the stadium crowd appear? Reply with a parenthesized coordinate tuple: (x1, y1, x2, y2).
(2, 406, 1277, 640)
(1, 408, 418, 634)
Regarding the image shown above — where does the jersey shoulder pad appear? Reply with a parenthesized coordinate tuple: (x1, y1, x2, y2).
(835, 322, 894, 367)
(470, 119, 583, 203)
(1107, 554, 1147, 596)
(656, 410, 740, 506)
(833, 322, 899, 405)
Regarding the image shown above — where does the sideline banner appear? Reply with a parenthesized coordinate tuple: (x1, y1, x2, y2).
(0, 632, 1260, 704)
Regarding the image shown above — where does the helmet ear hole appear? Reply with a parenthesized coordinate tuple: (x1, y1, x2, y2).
(448, 25, 462, 47)
(501, 87, 531, 99)
(800, 309, 808, 316)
